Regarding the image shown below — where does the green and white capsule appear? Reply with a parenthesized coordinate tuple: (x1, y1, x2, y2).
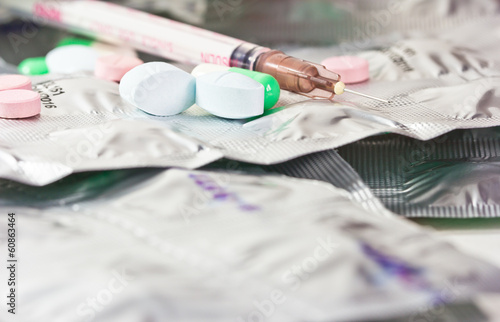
(192, 63, 280, 110)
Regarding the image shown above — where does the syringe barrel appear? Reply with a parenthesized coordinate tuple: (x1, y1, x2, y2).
(230, 43, 270, 70)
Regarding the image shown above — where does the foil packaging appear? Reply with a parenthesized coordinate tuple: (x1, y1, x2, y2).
(1, 169, 500, 321)
(338, 128, 500, 218)
(2, 67, 500, 186)
(285, 17, 500, 218)
(1, 14, 500, 224)
(261, 148, 387, 213)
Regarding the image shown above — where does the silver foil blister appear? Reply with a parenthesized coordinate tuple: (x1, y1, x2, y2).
(0, 76, 224, 185)
(338, 128, 500, 218)
(2, 169, 500, 322)
(283, 17, 500, 218)
(3, 71, 500, 186)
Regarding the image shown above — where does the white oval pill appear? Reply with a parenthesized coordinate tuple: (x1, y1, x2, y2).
(46, 45, 98, 74)
(196, 71, 264, 119)
(119, 62, 196, 116)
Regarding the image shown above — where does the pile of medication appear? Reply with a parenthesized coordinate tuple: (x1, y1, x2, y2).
(14, 37, 379, 120)
(120, 62, 280, 119)
(15, 37, 285, 120)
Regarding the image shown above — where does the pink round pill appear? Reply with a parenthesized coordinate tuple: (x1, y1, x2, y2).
(94, 54, 144, 82)
(0, 74, 32, 91)
(321, 56, 369, 84)
(0, 90, 41, 119)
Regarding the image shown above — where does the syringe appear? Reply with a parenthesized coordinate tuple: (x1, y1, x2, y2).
(3, 0, 388, 103)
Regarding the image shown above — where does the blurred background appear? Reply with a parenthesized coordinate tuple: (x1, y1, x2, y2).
(1, 0, 499, 66)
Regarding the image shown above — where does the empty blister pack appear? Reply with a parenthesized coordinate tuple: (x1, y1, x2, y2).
(338, 127, 500, 217)
(2, 168, 500, 322)
(0, 75, 224, 185)
(280, 17, 500, 218)
(260, 148, 387, 213)
(2, 71, 500, 186)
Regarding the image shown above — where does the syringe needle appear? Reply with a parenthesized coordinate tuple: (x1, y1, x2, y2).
(332, 82, 390, 103)
(343, 88, 390, 103)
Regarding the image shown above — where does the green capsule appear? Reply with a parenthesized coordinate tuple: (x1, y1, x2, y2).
(228, 67, 280, 110)
(18, 57, 49, 75)
(56, 37, 94, 48)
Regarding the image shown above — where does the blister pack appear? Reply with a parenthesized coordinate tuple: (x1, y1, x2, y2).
(338, 127, 500, 217)
(0, 75, 224, 185)
(3, 68, 500, 186)
(2, 168, 499, 322)
(260, 148, 387, 213)
(3, 17, 500, 187)
(284, 17, 500, 217)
